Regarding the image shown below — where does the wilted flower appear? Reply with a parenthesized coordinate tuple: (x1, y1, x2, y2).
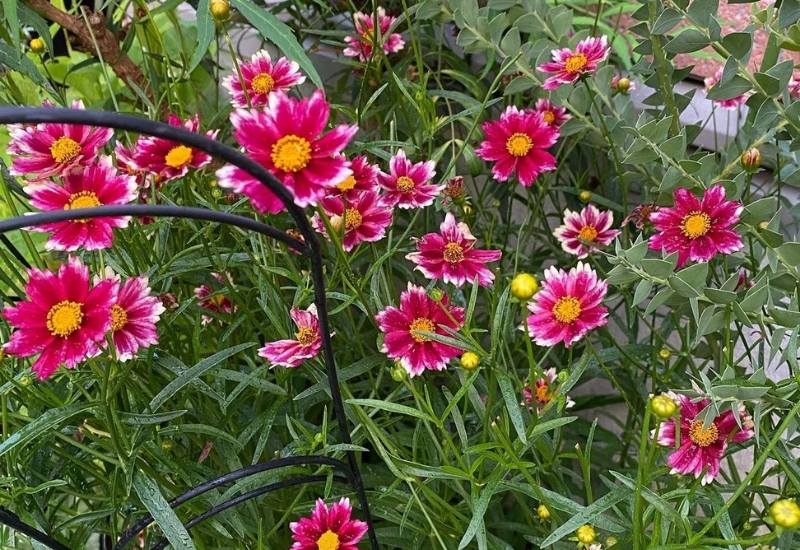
(622, 203, 657, 229)
(343, 8, 405, 61)
(522, 368, 575, 412)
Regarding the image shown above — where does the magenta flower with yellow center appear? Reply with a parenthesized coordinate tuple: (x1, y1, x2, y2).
(289, 497, 367, 550)
(222, 50, 306, 108)
(108, 276, 165, 362)
(537, 35, 610, 90)
(259, 304, 321, 368)
(553, 205, 620, 258)
(311, 190, 393, 252)
(533, 98, 570, 127)
(343, 8, 405, 62)
(378, 149, 441, 209)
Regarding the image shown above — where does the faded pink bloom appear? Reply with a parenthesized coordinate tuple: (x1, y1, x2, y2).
(375, 283, 465, 377)
(533, 99, 570, 127)
(378, 149, 441, 209)
(109, 277, 165, 361)
(475, 106, 559, 187)
(406, 213, 502, 287)
(648, 185, 743, 267)
(216, 91, 357, 212)
(522, 368, 575, 413)
(312, 190, 393, 252)
(343, 8, 405, 61)
(553, 205, 620, 258)
(194, 274, 235, 325)
(2, 257, 117, 380)
(657, 394, 754, 485)
(259, 304, 321, 368)
(537, 36, 610, 90)
(23, 156, 137, 251)
(290, 497, 367, 550)
(222, 50, 306, 108)
(8, 100, 113, 180)
(526, 262, 608, 348)
(704, 68, 749, 110)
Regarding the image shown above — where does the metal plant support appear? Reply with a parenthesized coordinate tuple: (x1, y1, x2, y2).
(0, 107, 379, 550)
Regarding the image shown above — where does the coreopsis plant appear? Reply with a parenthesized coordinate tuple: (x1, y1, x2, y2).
(2, 0, 800, 548)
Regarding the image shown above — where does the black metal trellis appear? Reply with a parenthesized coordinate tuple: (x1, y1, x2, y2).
(0, 107, 379, 549)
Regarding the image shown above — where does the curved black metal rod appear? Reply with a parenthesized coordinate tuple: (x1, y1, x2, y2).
(0, 508, 70, 550)
(149, 474, 347, 550)
(114, 456, 353, 549)
(0, 205, 308, 254)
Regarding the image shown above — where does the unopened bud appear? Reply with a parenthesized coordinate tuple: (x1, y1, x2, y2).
(650, 394, 678, 419)
(210, 0, 230, 21)
(511, 273, 538, 301)
(741, 147, 761, 172)
(29, 37, 46, 54)
(578, 190, 592, 202)
(460, 352, 480, 371)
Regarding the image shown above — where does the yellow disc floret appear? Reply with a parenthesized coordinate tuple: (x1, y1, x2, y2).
(46, 300, 83, 337)
(271, 135, 312, 173)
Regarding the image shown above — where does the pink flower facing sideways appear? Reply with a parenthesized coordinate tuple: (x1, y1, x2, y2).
(476, 106, 559, 187)
(553, 204, 620, 258)
(2, 257, 116, 380)
(8, 100, 113, 180)
(406, 213, 502, 287)
(216, 91, 357, 213)
(194, 273, 235, 325)
(537, 35, 610, 90)
(378, 149, 441, 209)
(259, 304, 322, 368)
(343, 8, 405, 62)
(648, 185, 743, 268)
(290, 497, 367, 550)
(527, 262, 608, 348)
(533, 99, 570, 128)
(222, 50, 306, 108)
(657, 394, 754, 485)
(130, 114, 217, 183)
(704, 68, 748, 110)
(312, 190, 393, 252)
(375, 284, 465, 377)
(109, 277, 165, 361)
(24, 156, 137, 251)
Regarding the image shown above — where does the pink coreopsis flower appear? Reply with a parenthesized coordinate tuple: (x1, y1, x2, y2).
(194, 273, 235, 325)
(2, 257, 117, 380)
(108, 277, 165, 361)
(648, 185, 743, 267)
(311, 190, 393, 252)
(406, 213, 502, 287)
(537, 36, 610, 90)
(333, 155, 380, 198)
(8, 99, 113, 180)
(216, 91, 357, 212)
(131, 114, 217, 183)
(343, 8, 405, 62)
(656, 394, 754, 485)
(553, 205, 620, 258)
(378, 149, 441, 209)
(259, 304, 321, 368)
(704, 68, 748, 110)
(526, 262, 608, 348)
(289, 497, 367, 550)
(476, 106, 559, 187)
(375, 283, 465, 376)
(23, 156, 137, 251)
(522, 368, 575, 413)
(533, 99, 570, 128)
(222, 50, 306, 108)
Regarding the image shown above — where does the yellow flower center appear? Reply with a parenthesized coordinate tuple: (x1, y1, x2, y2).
(271, 135, 312, 173)
(46, 300, 83, 337)
(337, 175, 358, 192)
(535, 382, 551, 404)
(316, 529, 340, 550)
(65, 191, 102, 223)
(409, 317, 436, 343)
(295, 326, 316, 346)
(50, 136, 81, 164)
(542, 111, 556, 124)
(681, 212, 711, 239)
(208, 294, 227, 307)
(689, 419, 719, 447)
(505, 133, 533, 157)
(164, 145, 193, 169)
(110, 304, 128, 332)
(552, 296, 582, 324)
(396, 175, 415, 193)
(564, 53, 588, 73)
(343, 208, 363, 231)
(578, 225, 598, 242)
(443, 242, 464, 263)
(251, 72, 275, 95)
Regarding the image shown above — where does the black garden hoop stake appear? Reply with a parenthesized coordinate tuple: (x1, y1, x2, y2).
(0, 107, 379, 550)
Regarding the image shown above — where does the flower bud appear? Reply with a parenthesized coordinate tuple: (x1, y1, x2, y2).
(650, 394, 678, 419)
(576, 524, 596, 544)
(615, 77, 632, 93)
(511, 273, 538, 301)
(578, 190, 592, 202)
(741, 147, 761, 172)
(770, 499, 800, 529)
(758, 221, 769, 230)
(161, 439, 174, 451)
(390, 361, 406, 382)
(210, 0, 231, 21)
(606, 535, 618, 547)
(429, 288, 444, 302)
(658, 347, 671, 360)
(537, 504, 551, 520)
(29, 37, 46, 54)
(329, 214, 344, 233)
(313, 432, 324, 444)
(19, 374, 32, 387)
(460, 352, 480, 371)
